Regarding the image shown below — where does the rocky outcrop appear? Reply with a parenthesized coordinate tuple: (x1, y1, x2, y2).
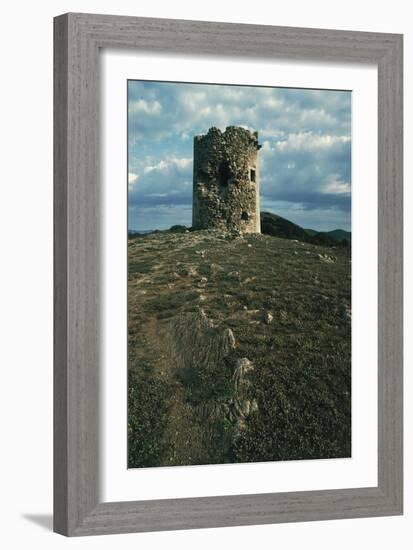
(163, 309, 258, 455)
(165, 308, 235, 370)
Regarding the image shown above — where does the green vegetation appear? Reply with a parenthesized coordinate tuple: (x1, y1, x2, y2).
(261, 211, 311, 241)
(261, 211, 351, 247)
(128, 225, 351, 468)
(169, 224, 189, 233)
(128, 369, 169, 468)
(322, 228, 352, 243)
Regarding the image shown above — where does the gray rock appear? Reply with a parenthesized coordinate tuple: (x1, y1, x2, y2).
(263, 311, 273, 324)
(222, 328, 236, 350)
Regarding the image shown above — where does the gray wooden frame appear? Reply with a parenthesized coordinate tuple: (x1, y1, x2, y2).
(54, 12, 403, 536)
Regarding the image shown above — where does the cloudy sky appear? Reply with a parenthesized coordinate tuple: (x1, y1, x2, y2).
(128, 80, 351, 232)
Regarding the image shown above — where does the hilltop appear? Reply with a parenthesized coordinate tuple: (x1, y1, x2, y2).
(130, 212, 351, 246)
(128, 227, 351, 468)
(261, 211, 351, 245)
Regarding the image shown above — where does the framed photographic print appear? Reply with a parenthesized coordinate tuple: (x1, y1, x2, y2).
(54, 13, 403, 536)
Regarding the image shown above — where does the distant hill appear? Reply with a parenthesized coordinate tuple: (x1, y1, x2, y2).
(128, 229, 159, 240)
(260, 212, 312, 242)
(323, 229, 351, 243)
(261, 212, 350, 247)
(129, 229, 155, 236)
(306, 229, 351, 245)
(305, 228, 351, 242)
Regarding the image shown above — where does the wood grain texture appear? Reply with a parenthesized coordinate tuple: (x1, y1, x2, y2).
(53, 13, 403, 536)
(53, 14, 69, 536)
(54, 13, 100, 535)
(377, 33, 403, 509)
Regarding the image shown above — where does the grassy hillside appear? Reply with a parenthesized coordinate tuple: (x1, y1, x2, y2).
(261, 211, 350, 246)
(325, 229, 351, 242)
(128, 228, 351, 468)
(261, 211, 312, 242)
(305, 228, 351, 243)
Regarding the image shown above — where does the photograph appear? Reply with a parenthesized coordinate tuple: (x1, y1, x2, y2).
(127, 79, 352, 469)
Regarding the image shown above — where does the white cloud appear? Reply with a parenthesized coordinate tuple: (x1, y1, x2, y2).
(261, 140, 273, 153)
(129, 99, 162, 116)
(264, 96, 282, 109)
(143, 160, 167, 174)
(260, 129, 285, 140)
(299, 108, 337, 126)
(322, 175, 351, 195)
(174, 158, 192, 169)
(128, 172, 139, 190)
(275, 132, 350, 152)
(143, 156, 192, 175)
(128, 155, 193, 209)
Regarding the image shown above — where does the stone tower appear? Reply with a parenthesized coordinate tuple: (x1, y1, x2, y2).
(192, 126, 261, 233)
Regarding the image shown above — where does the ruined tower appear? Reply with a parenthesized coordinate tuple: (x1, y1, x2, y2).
(192, 126, 261, 233)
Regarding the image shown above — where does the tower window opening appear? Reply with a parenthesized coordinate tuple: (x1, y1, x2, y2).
(250, 169, 256, 182)
(241, 211, 249, 221)
(218, 161, 231, 187)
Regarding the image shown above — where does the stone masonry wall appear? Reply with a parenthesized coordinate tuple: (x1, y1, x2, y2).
(192, 126, 261, 233)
